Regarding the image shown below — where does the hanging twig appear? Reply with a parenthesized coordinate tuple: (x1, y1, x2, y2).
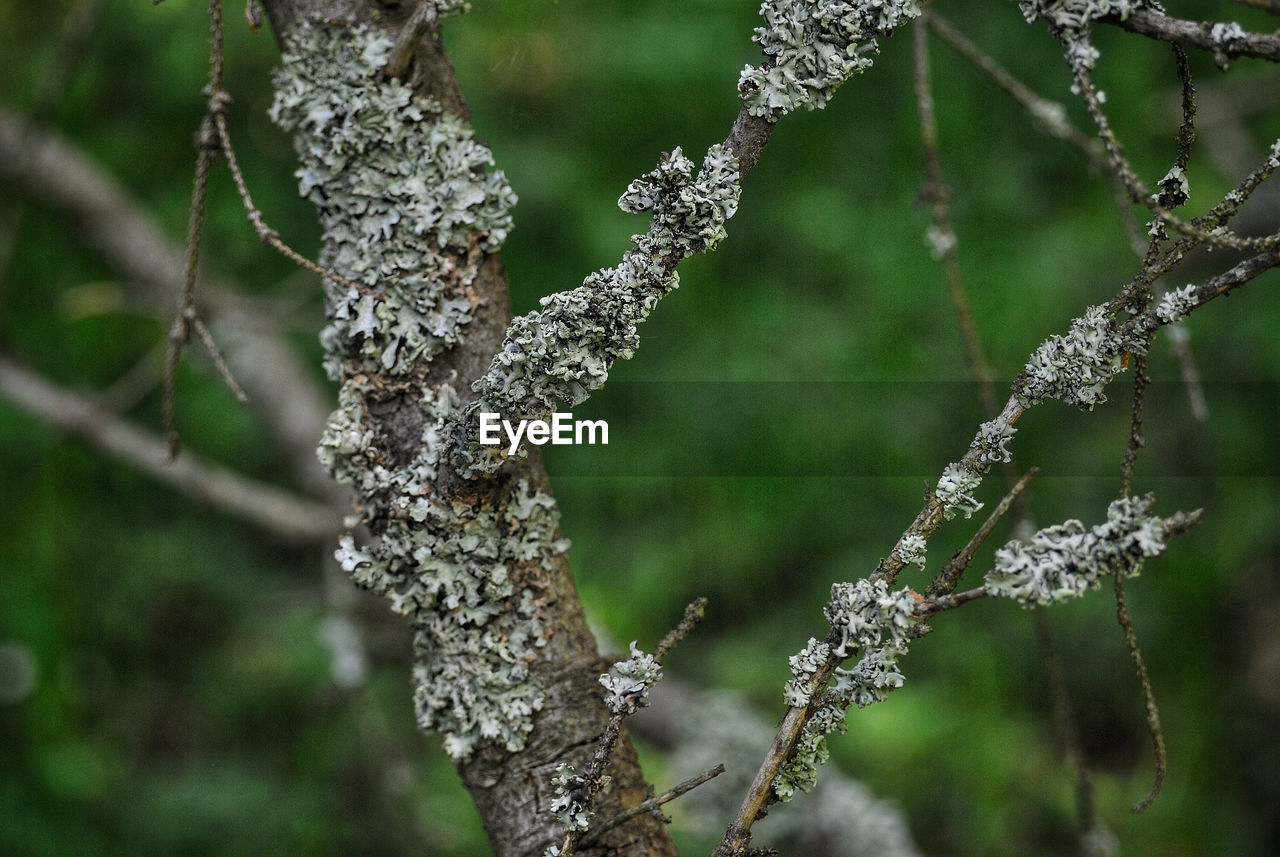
(165, 0, 387, 458)
(163, 0, 244, 459)
(1033, 610, 1097, 836)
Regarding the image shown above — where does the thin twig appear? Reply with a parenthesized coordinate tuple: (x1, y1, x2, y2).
(1114, 570, 1166, 814)
(925, 467, 1039, 601)
(924, 14, 1101, 160)
(1033, 610, 1096, 835)
(580, 764, 726, 846)
(1070, 61, 1277, 253)
(163, 127, 216, 459)
(166, 0, 385, 457)
(913, 17, 997, 418)
(1172, 46, 1197, 178)
(0, 106, 343, 501)
(164, 0, 253, 458)
(192, 314, 250, 403)
(916, 585, 988, 616)
(213, 110, 379, 298)
(925, 12, 1146, 256)
(656, 597, 708, 662)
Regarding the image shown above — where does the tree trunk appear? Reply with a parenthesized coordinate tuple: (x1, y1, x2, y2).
(260, 3, 675, 855)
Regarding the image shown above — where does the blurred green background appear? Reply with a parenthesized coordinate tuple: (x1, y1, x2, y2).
(2, 0, 1278, 855)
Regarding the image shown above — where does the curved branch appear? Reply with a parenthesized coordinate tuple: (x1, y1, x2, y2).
(0, 354, 341, 544)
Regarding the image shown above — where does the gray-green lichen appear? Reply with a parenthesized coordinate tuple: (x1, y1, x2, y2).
(1016, 305, 1135, 410)
(600, 640, 663, 715)
(270, 22, 516, 380)
(984, 494, 1172, 606)
(970, 416, 1017, 469)
(1155, 284, 1198, 324)
(1157, 165, 1190, 208)
(825, 579, 916, 660)
(321, 379, 562, 760)
(895, 533, 927, 569)
(784, 638, 831, 708)
(549, 763, 593, 832)
(450, 145, 741, 475)
(276, 22, 557, 762)
(935, 461, 985, 520)
(739, 0, 922, 118)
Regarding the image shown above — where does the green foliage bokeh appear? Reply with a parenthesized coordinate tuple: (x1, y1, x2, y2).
(1, 1, 1278, 855)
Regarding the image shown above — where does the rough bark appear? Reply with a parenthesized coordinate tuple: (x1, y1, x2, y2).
(258, 2, 673, 856)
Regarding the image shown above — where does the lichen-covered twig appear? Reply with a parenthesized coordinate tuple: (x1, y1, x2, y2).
(448, 0, 923, 478)
(1020, 0, 1280, 253)
(550, 599, 706, 857)
(715, 207, 1273, 854)
(983, 497, 1201, 607)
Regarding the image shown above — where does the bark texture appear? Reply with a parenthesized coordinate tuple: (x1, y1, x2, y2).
(259, 3, 674, 856)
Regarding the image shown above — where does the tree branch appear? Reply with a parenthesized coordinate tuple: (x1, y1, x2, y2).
(1108, 9, 1280, 66)
(0, 353, 340, 544)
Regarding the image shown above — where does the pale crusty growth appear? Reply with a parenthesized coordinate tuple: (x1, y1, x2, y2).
(738, 0, 922, 118)
(451, 145, 741, 476)
(895, 533, 927, 569)
(270, 23, 516, 380)
(825, 579, 916, 660)
(1154, 284, 1199, 324)
(600, 640, 664, 715)
(970, 416, 1017, 469)
(1016, 305, 1131, 409)
(984, 494, 1172, 606)
(934, 461, 985, 520)
(320, 378, 563, 761)
(274, 23, 558, 761)
(549, 763, 593, 833)
(784, 638, 832, 708)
